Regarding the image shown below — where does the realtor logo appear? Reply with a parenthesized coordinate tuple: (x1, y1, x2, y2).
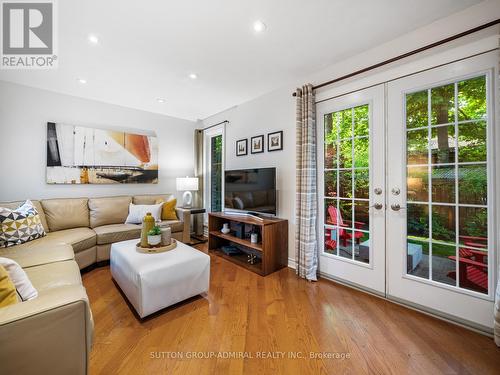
(1, 0, 57, 69)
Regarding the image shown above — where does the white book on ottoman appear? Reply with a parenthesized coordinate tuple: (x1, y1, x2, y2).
(110, 239, 210, 318)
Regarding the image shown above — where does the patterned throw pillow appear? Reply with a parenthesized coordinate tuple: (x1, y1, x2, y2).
(0, 200, 46, 248)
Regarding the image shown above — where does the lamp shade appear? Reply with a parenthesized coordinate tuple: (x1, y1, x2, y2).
(176, 177, 199, 191)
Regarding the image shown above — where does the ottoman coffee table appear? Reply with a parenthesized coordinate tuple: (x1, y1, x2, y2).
(110, 239, 210, 318)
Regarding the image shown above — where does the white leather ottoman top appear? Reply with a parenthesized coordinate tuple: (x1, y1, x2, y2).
(110, 239, 210, 318)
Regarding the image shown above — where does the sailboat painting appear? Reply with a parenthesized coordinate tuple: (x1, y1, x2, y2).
(46, 122, 158, 184)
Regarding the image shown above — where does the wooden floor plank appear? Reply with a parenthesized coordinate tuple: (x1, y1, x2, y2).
(82, 244, 500, 375)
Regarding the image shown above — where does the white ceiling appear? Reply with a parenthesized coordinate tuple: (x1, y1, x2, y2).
(0, 0, 482, 121)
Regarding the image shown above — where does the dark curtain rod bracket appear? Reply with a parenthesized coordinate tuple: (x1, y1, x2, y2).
(200, 120, 229, 132)
(292, 19, 500, 96)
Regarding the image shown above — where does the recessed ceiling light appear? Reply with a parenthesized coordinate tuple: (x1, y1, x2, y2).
(253, 20, 266, 33)
(156, 98, 166, 103)
(87, 34, 99, 45)
(77, 78, 87, 84)
(189, 73, 198, 80)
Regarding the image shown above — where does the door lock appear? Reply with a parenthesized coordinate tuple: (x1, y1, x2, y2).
(374, 188, 382, 195)
(372, 203, 383, 210)
(391, 187, 400, 196)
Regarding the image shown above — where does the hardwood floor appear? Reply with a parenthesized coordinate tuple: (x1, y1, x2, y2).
(83, 244, 500, 374)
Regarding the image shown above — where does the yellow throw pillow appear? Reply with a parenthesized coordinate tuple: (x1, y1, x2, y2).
(0, 265, 17, 308)
(155, 198, 178, 220)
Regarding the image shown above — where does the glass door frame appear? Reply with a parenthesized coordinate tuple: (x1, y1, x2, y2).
(386, 52, 497, 329)
(203, 124, 225, 221)
(317, 84, 386, 295)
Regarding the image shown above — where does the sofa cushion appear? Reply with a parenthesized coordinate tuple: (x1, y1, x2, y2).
(41, 198, 89, 231)
(0, 241, 74, 269)
(0, 200, 46, 248)
(93, 224, 141, 245)
(0, 257, 38, 301)
(0, 265, 18, 307)
(155, 198, 178, 220)
(24, 260, 81, 292)
(133, 194, 174, 205)
(159, 220, 183, 233)
(0, 200, 49, 233)
(88, 196, 131, 228)
(44, 228, 96, 253)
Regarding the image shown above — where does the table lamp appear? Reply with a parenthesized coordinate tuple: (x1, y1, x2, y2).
(176, 177, 199, 208)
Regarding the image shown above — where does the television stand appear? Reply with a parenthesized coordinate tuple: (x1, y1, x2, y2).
(208, 212, 288, 276)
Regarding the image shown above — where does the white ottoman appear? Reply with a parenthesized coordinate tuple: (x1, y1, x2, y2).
(110, 239, 210, 318)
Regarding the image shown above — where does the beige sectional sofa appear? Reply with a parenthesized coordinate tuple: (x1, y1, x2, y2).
(0, 194, 190, 375)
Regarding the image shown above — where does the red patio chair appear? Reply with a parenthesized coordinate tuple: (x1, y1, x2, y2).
(447, 256, 488, 293)
(326, 206, 365, 247)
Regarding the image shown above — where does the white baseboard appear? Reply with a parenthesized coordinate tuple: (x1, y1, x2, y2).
(287, 257, 296, 269)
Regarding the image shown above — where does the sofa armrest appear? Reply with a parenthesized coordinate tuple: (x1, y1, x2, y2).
(0, 285, 93, 375)
(175, 207, 191, 243)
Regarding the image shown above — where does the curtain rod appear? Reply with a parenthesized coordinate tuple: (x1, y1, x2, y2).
(199, 120, 229, 132)
(292, 18, 500, 97)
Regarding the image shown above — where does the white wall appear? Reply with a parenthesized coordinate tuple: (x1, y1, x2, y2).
(203, 89, 297, 262)
(0, 81, 196, 201)
(203, 1, 500, 264)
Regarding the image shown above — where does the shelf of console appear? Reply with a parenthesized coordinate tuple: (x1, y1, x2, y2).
(209, 231, 263, 251)
(208, 212, 288, 276)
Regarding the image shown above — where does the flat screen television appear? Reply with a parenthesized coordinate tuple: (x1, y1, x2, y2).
(224, 168, 276, 215)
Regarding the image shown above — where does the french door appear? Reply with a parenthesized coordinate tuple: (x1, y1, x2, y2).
(386, 53, 496, 329)
(318, 51, 497, 329)
(317, 85, 386, 294)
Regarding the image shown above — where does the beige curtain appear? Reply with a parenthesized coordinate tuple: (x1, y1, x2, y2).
(295, 84, 318, 281)
(494, 46, 500, 347)
(193, 129, 204, 235)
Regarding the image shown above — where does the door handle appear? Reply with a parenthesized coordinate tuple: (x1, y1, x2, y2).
(372, 203, 383, 210)
(390, 203, 406, 211)
(391, 187, 400, 196)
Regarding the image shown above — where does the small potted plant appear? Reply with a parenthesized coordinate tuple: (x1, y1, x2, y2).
(147, 225, 162, 246)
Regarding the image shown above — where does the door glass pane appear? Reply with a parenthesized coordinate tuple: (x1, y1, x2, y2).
(354, 169, 369, 199)
(458, 165, 487, 205)
(338, 170, 352, 198)
(458, 121, 486, 162)
(407, 166, 428, 202)
(339, 140, 352, 168)
(210, 135, 222, 212)
(458, 76, 486, 121)
(324, 227, 338, 256)
(354, 137, 369, 167)
(431, 165, 455, 203)
(324, 113, 338, 168)
(431, 83, 455, 125)
(431, 243, 456, 286)
(324, 199, 338, 226)
(407, 238, 429, 279)
(406, 90, 428, 129)
(338, 229, 353, 259)
(407, 129, 428, 164)
(323, 104, 371, 264)
(430, 126, 455, 164)
(405, 75, 488, 294)
(407, 203, 429, 238)
(324, 170, 337, 198)
(354, 231, 370, 264)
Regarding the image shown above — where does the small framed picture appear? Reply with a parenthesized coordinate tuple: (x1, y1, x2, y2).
(267, 131, 283, 152)
(236, 138, 248, 156)
(250, 135, 264, 154)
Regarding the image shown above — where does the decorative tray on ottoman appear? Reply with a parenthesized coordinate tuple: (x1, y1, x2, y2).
(136, 239, 177, 254)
